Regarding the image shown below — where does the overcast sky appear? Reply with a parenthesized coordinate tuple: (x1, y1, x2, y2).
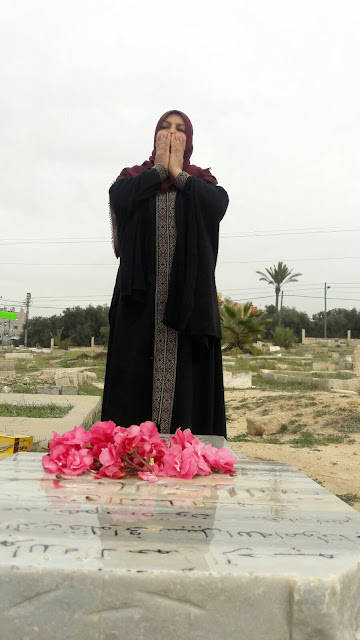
(1, 0, 360, 321)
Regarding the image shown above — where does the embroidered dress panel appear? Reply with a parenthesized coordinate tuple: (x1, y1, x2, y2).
(152, 190, 178, 433)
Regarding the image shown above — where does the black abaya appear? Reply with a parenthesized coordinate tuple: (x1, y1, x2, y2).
(101, 165, 229, 436)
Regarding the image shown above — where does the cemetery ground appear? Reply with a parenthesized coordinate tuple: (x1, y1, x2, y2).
(224, 344, 360, 513)
(1, 343, 360, 512)
(226, 388, 360, 512)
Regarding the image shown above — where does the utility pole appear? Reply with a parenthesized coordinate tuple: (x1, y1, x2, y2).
(24, 292, 31, 348)
(324, 283, 330, 338)
(279, 290, 284, 326)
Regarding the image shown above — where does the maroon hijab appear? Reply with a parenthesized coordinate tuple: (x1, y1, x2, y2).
(110, 110, 218, 257)
(116, 110, 218, 191)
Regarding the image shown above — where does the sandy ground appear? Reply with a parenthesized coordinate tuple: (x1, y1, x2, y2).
(225, 388, 360, 512)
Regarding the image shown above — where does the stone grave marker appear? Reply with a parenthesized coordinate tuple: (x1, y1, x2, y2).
(223, 370, 252, 388)
(1, 448, 360, 639)
(353, 345, 360, 377)
(4, 352, 33, 360)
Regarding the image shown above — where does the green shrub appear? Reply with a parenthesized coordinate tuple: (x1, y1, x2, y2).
(272, 326, 296, 349)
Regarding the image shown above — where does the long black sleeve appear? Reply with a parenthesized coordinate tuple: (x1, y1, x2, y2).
(164, 177, 228, 338)
(109, 168, 163, 211)
(179, 176, 229, 224)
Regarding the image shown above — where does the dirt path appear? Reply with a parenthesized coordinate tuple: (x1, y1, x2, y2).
(225, 388, 360, 512)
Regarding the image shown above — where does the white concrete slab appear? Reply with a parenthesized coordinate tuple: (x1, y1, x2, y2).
(5, 353, 33, 360)
(223, 371, 252, 388)
(0, 394, 101, 440)
(1, 450, 360, 639)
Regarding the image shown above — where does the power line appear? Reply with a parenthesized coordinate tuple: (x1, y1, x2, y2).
(220, 228, 360, 239)
(4, 285, 360, 304)
(219, 256, 360, 264)
(286, 294, 360, 302)
(0, 263, 115, 266)
(0, 285, 335, 302)
(33, 296, 112, 300)
(0, 236, 109, 241)
(220, 224, 360, 236)
(0, 240, 110, 246)
(2, 224, 360, 245)
(3, 255, 360, 267)
(31, 305, 109, 310)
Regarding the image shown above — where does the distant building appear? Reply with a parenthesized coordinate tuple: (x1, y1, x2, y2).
(0, 306, 26, 345)
(217, 294, 258, 314)
(235, 303, 258, 314)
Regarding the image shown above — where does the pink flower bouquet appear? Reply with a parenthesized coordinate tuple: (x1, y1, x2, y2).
(42, 421, 237, 483)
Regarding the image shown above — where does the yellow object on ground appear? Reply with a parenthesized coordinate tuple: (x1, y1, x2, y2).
(0, 432, 33, 460)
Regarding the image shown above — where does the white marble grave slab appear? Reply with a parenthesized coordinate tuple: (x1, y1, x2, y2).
(1, 442, 360, 639)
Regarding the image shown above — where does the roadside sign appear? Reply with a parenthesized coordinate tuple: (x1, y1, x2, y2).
(0, 311, 16, 320)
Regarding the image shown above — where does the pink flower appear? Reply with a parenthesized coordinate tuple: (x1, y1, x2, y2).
(157, 444, 199, 479)
(169, 428, 195, 449)
(49, 425, 89, 451)
(87, 420, 119, 458)
(42, 455, 61, 474)
(179, 447, 199, 479)
(136, 421, 162, 457)
(42, 423, 237, 482)
(95, 443, 125, 479)
(138, 471, 159, 483)
(203, 446, 238, 474)
(139, 421, 159, 441)
(42, 445, 93, 476)
(114, 424, 142, 455)
(187, 441, 212, 476)
(152, 438, 168, 464)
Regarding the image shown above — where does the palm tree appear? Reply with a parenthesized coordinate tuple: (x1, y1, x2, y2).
(256, 262, 302, 310)
(221, 302, 270, 352)
(51, 327, 64, 349)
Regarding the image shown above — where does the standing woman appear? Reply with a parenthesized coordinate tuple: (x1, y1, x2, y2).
(101, 110, 229, 436)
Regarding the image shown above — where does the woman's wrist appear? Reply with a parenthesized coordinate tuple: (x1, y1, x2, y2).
(153, 163, 169, 181)
(174, 171, 190, 190)
(169, 167, 183, 181)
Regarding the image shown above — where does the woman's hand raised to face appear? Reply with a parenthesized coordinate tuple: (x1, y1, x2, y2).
(154, 131, 171, 170)
(169, 133, 185, 180)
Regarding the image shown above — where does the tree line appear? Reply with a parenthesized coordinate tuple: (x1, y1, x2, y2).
(264, 305, 360, 340)
(20, 302, 360, 350)
(220, 301, 360, 353)
(21, 305, 109, 348)
(19, 255, 360, 350)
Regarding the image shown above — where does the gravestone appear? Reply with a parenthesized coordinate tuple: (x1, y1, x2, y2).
(36, 385, 60, 395)
(1, 450, 360, 639)
(5, 352, 33, 361)
(0, 371, 15, 381)
(223, 370, 252, 388)
(353, 345, 360, 377)
(60, 385, 78, 395)
(0, 362, 15, 371)
(0, 393, 101, 442)
(312, 361, 336, 372)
